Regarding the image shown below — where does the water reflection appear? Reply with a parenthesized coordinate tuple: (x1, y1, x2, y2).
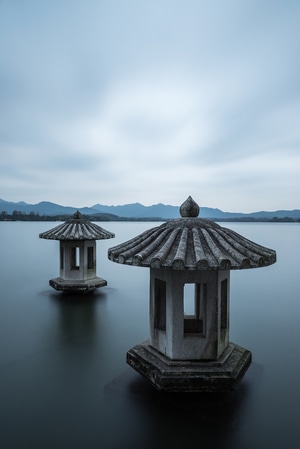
(50, 292, 100, 346)
(1, 222, 300, 449)
(102, 363, 263, 449)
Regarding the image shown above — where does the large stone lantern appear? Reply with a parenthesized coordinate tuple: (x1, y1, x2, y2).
(40, 211, 115, 293)
(108, 196, 276, 392)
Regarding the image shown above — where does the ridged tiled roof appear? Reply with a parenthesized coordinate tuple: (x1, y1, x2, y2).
(108, 196, 276, 270)
(39, 211, 115, 241)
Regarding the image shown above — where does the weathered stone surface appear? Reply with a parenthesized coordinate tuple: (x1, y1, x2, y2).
(39, 211, 115, 241)
(49, 276, 107, 292)
(127, 340, 252, 392)
(108, 197, 274, 392)
(108, 199, 276, 270)
(40, 211, 114, 293)
(149, 268, 230, 361)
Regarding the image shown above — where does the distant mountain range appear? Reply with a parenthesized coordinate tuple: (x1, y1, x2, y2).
(1, 198, 300, 220)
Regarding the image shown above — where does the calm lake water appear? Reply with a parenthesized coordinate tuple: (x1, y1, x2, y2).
(0, 221, 299, 449)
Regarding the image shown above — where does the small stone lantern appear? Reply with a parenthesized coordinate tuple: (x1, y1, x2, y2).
(108, 196, 276, 392)
(40, 211, 115, 293)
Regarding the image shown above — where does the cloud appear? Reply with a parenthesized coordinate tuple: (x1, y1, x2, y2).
(0, 0, 299, 210)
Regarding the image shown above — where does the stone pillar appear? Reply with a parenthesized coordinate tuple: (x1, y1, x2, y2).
(150, 268, 230, 360)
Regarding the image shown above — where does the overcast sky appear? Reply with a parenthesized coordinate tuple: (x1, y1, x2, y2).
(1, 0, 299, 212)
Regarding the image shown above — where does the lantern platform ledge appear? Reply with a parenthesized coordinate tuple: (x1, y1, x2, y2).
(127, 340, 252, 392)
(49, 277, 107, 293)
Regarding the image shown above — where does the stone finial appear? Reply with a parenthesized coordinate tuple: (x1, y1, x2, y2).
(179, 196, 200, 217)
(73, 210, 82, 219)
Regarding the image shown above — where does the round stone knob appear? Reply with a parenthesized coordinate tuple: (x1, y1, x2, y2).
(180, 196, 200, 217)
(73, 210, 82, 219)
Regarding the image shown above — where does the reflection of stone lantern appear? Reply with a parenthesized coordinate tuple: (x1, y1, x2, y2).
(108, 197, 276, 392)
(40, 211, 115, 293)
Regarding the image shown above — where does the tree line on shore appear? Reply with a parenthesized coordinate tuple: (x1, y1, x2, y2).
(0, 210, 299, 223)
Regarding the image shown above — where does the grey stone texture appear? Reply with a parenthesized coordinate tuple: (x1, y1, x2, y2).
(127, 340, 252, 392)
(108, 197, 276, 270)
(40, 211, 115, 293)
(49, 277, 107, 293)
(39, 210, 115, 241)
(108, 196, 276, 392)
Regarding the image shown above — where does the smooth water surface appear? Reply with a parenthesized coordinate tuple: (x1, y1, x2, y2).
(0, 221, 299, 449)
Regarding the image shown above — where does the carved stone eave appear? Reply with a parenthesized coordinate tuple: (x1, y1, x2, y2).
(108, 217, 276, 270)
(39, 211, 115, 241)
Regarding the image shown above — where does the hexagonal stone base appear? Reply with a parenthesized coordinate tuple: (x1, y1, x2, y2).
(49, 277, 107, 293)
(126, 340, 251, 392)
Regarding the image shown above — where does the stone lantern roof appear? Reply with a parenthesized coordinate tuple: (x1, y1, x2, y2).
(108, 196, 276, 270)
(39, 211, 115, 241)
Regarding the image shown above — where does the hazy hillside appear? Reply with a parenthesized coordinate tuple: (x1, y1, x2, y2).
(0, 199, 99, 216)
(1, 198, 299, 220)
